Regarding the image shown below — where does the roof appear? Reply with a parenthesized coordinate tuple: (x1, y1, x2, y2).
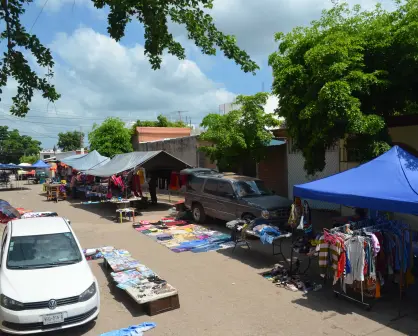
(61, 150, 109, 171)
(221, 175, 260, 181)
(86, 150, 191, 177)
(10, 217, 71, 237)
(294, 146, 418, 214)
(135, 127, 192, 142)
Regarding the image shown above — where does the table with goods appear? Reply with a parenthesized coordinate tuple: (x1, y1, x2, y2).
(101, 247, 180, 315)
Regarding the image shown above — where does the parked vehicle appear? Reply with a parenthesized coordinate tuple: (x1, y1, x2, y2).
(0, 217, 99, 334)
(181, 169, 292, 224)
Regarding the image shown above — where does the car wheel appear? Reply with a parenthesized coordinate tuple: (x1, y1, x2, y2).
(242, 213, 255, 222)
(192, 203, 206, 223)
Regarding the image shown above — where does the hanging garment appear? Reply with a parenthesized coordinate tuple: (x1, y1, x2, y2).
(169, 172, 180, 190)
(131, 174, 143, 197)
(345, 236, 366, 285)
(137, 168, 146, 185)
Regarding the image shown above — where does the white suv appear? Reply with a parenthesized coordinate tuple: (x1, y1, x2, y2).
(0, 217, 100, 334)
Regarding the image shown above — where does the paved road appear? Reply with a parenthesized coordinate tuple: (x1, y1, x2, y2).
(0, 185, 416, 336)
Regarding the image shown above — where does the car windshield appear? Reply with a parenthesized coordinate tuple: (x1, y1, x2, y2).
(234, 180, 272, 198)
(6, 232, 82, 270)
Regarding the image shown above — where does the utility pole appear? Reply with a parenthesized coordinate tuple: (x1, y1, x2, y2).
(79, 126, 83, 149)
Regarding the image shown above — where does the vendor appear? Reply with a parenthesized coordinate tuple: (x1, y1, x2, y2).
(148, 174, 157, 205)
(70, 172, 77, 199)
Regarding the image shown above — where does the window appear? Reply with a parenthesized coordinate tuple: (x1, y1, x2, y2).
(217, 181, 235, 198)
(187, 176, 205, 192)
(234, 180, 272, 198)
(43, 155, 50, 159)
(7, 232, 82, 270)
(203, 179, 218, 195)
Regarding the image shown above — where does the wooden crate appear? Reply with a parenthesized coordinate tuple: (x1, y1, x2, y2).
(145, 294, 180, 316)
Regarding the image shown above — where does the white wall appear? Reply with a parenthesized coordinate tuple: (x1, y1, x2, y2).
(287, 139, 340, 211)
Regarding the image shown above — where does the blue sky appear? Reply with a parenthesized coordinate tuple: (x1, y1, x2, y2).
(0, 0, 393, 149)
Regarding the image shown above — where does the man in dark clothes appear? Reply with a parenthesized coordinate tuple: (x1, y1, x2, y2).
(148, 175, 158, 204)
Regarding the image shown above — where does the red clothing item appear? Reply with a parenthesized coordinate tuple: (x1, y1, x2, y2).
(131, 174, 143, 197)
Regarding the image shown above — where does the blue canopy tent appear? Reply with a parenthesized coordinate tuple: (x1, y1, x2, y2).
(61, 150, 110, 171)
(31, 160, 50, 169)
(293, 146, 418, 215)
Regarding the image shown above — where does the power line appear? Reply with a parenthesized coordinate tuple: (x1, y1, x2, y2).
(29, 0, 49, 33)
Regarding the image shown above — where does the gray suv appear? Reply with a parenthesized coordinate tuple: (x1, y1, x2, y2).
(181, 169, 292, 224)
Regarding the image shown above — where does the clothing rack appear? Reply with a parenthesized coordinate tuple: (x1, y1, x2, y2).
(328, 217, 410, 311)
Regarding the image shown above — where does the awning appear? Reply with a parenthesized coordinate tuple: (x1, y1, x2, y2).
(61, 150, 109, 171)
(86, 151, 191, 177)
(31, 160, 50, 169)
(294, 146, 418, 214)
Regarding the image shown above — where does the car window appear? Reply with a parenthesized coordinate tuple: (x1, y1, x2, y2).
(6, 232, 82, 270)
(203, 179, 218, 196)
(217, 181, 235, 198)
(187, 176, 205, 192)
(234, 180, 272, 198)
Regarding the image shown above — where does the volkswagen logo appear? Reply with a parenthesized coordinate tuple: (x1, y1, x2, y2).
(48, 299, 57, 310)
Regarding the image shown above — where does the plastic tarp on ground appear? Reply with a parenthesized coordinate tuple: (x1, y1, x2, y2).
(86, 151, 191, 177)
(61, 150, 110, 171)
(293, 146, 418, 215)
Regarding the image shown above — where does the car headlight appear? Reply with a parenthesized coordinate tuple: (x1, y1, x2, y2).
(0, 294, 24, 311)
(261, 210, 270, 219)
(79, 282, 96, 302)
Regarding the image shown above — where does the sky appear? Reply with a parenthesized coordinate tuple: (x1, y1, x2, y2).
(0, 0, 394, 149)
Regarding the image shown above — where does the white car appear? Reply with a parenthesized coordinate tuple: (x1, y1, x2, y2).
(0, 217, 100, 334)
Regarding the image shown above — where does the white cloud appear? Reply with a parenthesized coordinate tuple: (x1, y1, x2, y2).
(0, 28, 236, 147)
(207, 0, 395, 57)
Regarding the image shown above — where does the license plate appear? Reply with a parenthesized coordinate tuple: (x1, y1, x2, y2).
(42, 312, 64, 325)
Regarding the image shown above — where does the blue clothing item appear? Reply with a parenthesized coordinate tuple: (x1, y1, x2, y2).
(100, 322, 156, 336)
(259, 227, 281, 245)
(345, 249, 351, 274)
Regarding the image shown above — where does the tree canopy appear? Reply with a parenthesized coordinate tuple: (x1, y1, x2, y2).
(57, 131, 84, 152)
(19, 154, 38, 164)
(0, 0, 258, 117)
(0, 126, 41, 163)
(269, 0, 418, 175)
(88, 117, 133, 157)
(131, 114, 188, 133)
(199, 93, 280, 171)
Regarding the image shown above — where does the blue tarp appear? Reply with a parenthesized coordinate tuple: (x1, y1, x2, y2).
(61, 150, 110, 171)
(31, 160, 50, 169)
(293, 146, 418, 215)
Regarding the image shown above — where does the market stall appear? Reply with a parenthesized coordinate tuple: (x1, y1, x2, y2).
(83, 151, 191, 207)
(293, 146, 418, 310)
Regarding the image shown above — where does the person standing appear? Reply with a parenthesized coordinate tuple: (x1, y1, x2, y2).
(148, 175, 158, 204)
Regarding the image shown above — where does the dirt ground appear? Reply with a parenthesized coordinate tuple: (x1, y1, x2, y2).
(1, 185, 418, 336)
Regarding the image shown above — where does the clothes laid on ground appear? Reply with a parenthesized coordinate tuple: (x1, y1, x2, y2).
(134, 220, 232, 253)
(100, 322, 156, 336)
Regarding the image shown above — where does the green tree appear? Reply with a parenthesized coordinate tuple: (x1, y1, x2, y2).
(131, 114, 188, 133)
(0, 126, 41, 163)
(88, 117, 133, 157)
(199, 93, 280, 171)
(19, 154, 38, 164)
(57, 131, 84, 151)
(0, 1, 258, 117)
(269, 0, 418, 175)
